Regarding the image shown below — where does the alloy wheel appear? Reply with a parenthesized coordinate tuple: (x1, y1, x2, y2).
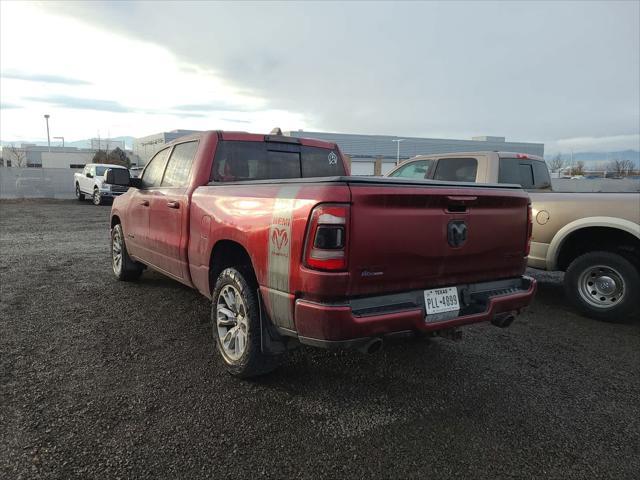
(216, 285, 249, 362)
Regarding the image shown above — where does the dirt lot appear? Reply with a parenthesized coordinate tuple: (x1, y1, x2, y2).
(1, 199, 639, 479)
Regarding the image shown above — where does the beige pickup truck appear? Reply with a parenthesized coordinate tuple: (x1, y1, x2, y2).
(387, 151, 640, 321)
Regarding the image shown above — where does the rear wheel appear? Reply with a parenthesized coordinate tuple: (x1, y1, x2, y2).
(212, 267, 281, 377)
(75, 183, 85, 201)
(111, 224, 143, 281)
(93, 187, 103, 206)
(565, 251, 639, 321)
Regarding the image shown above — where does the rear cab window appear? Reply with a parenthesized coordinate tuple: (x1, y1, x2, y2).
(433, 158, 478, 182)
(499, 157, 551, 190)
(210, 141, 345, 182)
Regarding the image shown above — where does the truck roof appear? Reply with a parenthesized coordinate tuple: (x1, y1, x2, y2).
(408, 151, 545, 162)
(86, 163, 129, 169)
(164, 130, 339, 151)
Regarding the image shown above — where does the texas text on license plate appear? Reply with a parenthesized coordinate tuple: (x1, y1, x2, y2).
(423, 286, 460, 316)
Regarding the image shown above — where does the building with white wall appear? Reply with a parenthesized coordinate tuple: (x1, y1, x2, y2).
(0, 144, 139, 169)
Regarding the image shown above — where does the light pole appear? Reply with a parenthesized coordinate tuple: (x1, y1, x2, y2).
(392, 138, 405, 166)
(44, 114, 51, 152)
(54, 136, 65, 147)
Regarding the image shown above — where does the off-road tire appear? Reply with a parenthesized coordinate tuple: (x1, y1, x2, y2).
(564, 251, 639, 321)
(75, 183, 85, 201)
(211, 267, 281, 378)
(111, 224, 143, 281)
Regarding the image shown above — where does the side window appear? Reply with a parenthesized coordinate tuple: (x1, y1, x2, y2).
(82, 165, 89, 175)
(433, 158, 478, 182)
(142, 148, 171, 188)
(389, 160, 432, 179)
(89, 165, 96, 177)
(162, 141, 198, 187)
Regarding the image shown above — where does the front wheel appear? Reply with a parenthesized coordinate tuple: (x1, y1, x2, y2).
(564, 251, 639, 321)
(75, 183, 85, 201)
(212, 268, 281, 378)
(93, 188, 103, 206)
(111, 224, 143, 281)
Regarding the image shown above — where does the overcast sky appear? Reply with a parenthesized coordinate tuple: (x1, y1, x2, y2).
(1, 1, 638, 154)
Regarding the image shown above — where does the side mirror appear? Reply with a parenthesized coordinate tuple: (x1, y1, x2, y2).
(86, 172, 93, 178)
(105, 168, 132, 186)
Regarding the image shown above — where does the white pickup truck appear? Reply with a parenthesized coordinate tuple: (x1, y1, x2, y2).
(74, 163, 130, 205)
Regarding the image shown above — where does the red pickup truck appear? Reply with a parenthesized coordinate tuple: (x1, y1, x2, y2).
(107, 131, 536, 377)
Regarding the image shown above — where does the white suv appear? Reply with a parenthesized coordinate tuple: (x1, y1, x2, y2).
(74, 163, 130, 205)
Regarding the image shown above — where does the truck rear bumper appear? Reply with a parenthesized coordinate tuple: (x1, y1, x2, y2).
(294, 276, 536, 348)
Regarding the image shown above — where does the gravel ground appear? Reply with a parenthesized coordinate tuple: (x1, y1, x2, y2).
(1, 200, 639, 479)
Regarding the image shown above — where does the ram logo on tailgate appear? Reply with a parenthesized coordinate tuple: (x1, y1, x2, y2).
(448, 220, 468, 247)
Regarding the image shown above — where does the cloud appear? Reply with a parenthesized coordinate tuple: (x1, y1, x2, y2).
(43, 1, 639, 145)
(172, 102, 257, 113)
(26, 95, 130, 113)
(0, 102, 21, 109)
(1, 70, 90, 85)
(221, 118, 251, 124)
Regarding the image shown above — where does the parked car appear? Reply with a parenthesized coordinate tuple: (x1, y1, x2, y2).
(107, 131, 536, 377)
(387, 152, 640, 321)
(74, 163, 130, 205)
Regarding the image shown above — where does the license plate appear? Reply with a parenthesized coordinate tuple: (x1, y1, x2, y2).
(424, 286, 460, 315)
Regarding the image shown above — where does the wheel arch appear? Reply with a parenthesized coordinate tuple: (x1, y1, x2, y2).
(110, 214, 121, 229)
(548, 217, 640, 271)
(208, 240, 258, 294)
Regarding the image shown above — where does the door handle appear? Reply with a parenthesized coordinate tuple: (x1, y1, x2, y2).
(140, 200, 149, 206)
(167, 201, 180, 209)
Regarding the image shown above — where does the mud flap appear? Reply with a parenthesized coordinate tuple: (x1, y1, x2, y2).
(257, 289, 287, 355)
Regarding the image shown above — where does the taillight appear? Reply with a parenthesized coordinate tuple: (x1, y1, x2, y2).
(525, 203, 533, 256)
(304, 204, 349, 271)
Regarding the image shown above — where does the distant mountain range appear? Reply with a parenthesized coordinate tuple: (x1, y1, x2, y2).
(1, 136, 135, 150)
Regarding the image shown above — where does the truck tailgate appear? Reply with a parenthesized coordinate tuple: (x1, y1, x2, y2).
(346, 181, 529, 297)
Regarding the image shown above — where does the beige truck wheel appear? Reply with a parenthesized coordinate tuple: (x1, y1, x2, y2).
(565, 251, 639, 321)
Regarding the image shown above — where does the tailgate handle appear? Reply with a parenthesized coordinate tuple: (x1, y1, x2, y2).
(446, 196, 477, 213)
(140, 200, 149, 207)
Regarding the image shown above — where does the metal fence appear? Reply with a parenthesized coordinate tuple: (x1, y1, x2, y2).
(0, 167, 638, 199)
(0, 167, 81, 199)
(551, 178, 640, 192)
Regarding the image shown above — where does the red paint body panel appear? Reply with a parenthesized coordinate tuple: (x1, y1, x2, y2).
(111, 130, 536, 346)
(295, 279, 537, 341)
